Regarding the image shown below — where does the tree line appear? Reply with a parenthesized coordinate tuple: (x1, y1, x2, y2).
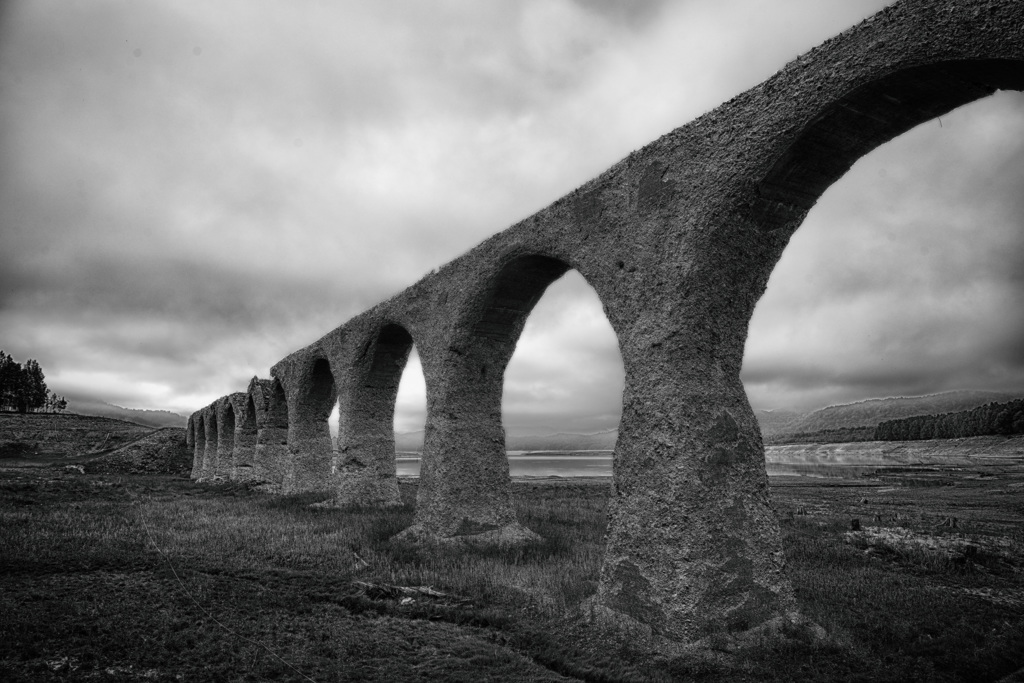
(0, 351, 67, 414)
(874, 398, 1024, 441)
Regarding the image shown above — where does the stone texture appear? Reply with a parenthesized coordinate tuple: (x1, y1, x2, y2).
(191, 413, 206, 480)
(250, 377, 289, 491)
(186, 415, 196, 477)
(214, 397, 235, 480)
(275, 357, 335, 494)
(201, 408, 218, 481)
(188, 0, 1024, 642)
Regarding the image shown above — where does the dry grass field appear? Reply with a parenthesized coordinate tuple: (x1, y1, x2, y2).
(1, 445, 1023, 681)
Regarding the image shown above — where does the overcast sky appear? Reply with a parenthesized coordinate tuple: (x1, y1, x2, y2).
(1, 0, 1022, 435)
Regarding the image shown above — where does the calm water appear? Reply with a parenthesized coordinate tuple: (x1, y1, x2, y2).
(397, 452, 613, 478)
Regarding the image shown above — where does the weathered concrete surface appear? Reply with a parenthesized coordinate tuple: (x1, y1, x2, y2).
(190, 0, 1024, 642)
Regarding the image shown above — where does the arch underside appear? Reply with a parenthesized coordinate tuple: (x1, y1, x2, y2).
(757, 59, 1024, 230)
(472, 255, 570, 346)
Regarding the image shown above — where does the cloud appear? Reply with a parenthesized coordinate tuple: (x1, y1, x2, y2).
(743, 90, 1024, 410)
(2, 0, 1022, 433)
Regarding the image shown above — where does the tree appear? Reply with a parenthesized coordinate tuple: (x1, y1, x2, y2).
(0, 351, 54, 413)
(0, 351, 22, 412)
(21, 359, 47, 413)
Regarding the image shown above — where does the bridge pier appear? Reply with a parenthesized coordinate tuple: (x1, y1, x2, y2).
(397, 333, 539, 545)
(215, 398, 235, 480)
(279, 359, 335, 494)
(326, 325, 407, 507)
(226, 392, 257, 482)
(252, 379, 289, 490)
(202, 407, 218, 480)
(186, 415, 199, 479)
(596, 344, 793, 641)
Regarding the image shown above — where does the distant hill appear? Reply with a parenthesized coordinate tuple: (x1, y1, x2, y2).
(757, 390, 1024, 443)
(85, 427, 191, 475)
(753, 409, 801, 436)
(64, 396, 187, 429)
(0, 413, 154, 459)
(395, 391, 1024, 451)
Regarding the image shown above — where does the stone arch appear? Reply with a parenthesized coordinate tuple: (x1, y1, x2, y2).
(216, 398, 235, 479)
(756, 59, 1024, 234)
(592, 57, 1024, 644)
(251, 377, 289, 490)
(191, 413, 206, 480)
(328, 323, 412, 506)
(186, 0, 1024, 644)
(403, 252, 620, 543)
(281, 357, 336, 493)
(186, 415, 197, 478)
(203, 407, 219, 480)
(232, 391, 258, 482)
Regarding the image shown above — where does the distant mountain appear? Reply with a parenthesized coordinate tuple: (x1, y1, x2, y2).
(753, 409, 801, 437)
(756, 390, 1024, 440)
(0, 412, 154, 458)
(64, 396, 188, 429)
(395, 430, 424, 452)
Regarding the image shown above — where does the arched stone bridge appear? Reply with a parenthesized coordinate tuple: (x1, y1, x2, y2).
(188, 0, 1024, 643)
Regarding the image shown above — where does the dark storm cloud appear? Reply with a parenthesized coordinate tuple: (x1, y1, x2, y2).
(5, 0, 1022, 427)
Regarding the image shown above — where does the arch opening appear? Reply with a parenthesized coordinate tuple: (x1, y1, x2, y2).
(394, 346, 427, 471)
(757, 59, 1024, 230)
(502, 269, 624, 462)
(403, 255, 618, 541)
(745, 78, 1024, 427)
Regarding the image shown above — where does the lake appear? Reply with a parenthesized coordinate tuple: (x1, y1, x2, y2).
(394, 449, 983, 480)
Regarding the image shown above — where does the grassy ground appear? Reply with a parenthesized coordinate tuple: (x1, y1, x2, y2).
(1, 463, 1022, 682)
